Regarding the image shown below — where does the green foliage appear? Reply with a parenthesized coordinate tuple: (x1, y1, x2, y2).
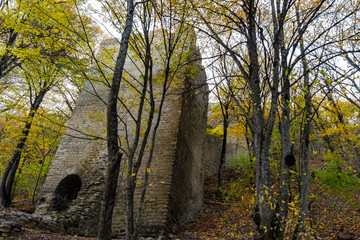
(14, 157, 52, 198)
(225, 149, 252, 169)
(270, 127, 281, 158)
(314, 151, 360, 200)
(1, 0, 96, 69)
(0, 109, 66, 200)
(222, 151, 255, 202)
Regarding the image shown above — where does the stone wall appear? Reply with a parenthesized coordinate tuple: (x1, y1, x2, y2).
(166, 53, 208, 233)
(202, 134, 222, 178)
(224, 133, 249, 168)
(35, 78, 109, 236)
(0, 218, 22, 240)
(36, 35, 209, 237)
(111, 82, 186, 236)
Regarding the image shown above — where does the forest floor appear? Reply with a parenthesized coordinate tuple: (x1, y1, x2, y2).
(173, 169, 360, 239)
(8, 168, 360, 240)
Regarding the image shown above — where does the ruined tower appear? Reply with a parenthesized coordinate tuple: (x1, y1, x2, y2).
(35, 34, 209, 237)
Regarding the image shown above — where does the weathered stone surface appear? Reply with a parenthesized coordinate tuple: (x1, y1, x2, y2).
(202, 132, 248, 177)
(202, 134, 222, 178)
(0, 214, 23, 237)
(35, 34, 209, 237)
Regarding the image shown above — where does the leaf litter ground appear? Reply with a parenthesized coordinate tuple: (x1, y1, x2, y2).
(8, 169, 360, 239)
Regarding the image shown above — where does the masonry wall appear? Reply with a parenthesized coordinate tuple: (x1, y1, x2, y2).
(166, 55, 208, 233)
(36, 36, 209, 237)
(111, 42, 209, 236)
(202, 133, 249, 178)
(35, 79, 109, 236)
(202, 134, 222, 178)
(111, 85, 184, 236)
(224, 133, 249, 167)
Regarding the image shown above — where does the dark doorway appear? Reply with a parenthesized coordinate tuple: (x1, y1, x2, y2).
(51, 174, 82, 211)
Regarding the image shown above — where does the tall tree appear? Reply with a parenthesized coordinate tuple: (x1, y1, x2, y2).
(0, 63, 59, 206)
(93, 0, 198, 238)
(97, 0, 135, 239)
(0, 0, 96, 207)
(190, 0, 360, 238)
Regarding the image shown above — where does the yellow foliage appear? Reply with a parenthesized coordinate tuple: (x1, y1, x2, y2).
(206, 125, 223, 139)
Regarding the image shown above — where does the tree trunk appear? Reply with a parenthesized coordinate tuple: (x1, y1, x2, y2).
(134, 19, 188, 234)
(97, 0, 135, 239)
(248, 0, 277, 236)
(97, 153, 122, 240)
(354, 148, 360, 175)
(32, 157, 46, 205)
(270, 0, 292, 237)
(133, 85, 156, 239)
(126, 180, 135, 240)
(218, 105, 229, 190)
(296, 12, 312, 237)
(126, 43, 151, 240)
(298, 100, 311, 238)
(277, 71, 291, 238)
(0, 88, 47, 207)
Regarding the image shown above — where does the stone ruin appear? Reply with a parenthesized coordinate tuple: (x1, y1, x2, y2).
(34, 34, 220, 237)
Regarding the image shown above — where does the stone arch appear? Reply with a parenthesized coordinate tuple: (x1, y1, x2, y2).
(51, 174, 82, 211)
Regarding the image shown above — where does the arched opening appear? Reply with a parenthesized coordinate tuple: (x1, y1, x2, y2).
(51, 174, 82, 211)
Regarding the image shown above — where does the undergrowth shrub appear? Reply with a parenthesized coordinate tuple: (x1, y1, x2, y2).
(225, 149, 251, 169)
(222, 151, 255, 202)
(314, 151, 360, 201)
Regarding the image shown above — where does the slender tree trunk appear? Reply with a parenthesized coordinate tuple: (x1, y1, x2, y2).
(0, 88, 47, 207)
(130, 45, 156, 239)
(245, 125, 251, 157)
(296, 14, 311, 238)
(277, 72, 291, 238)
(97, 0, 135, 239)
(0, 152, 22, 206)
(277, 6, 292, 240)
(32, 157, 46, 205)
(133, 79, 155, 240)
(354, 148, 360, 175)
(269, 0, 292, 237)
(98, 153, 122, 240)
(218, 105, 229, 190)
(298, 97, 311, 238)
(248, 0, 277, 237)
(341, 144, 348, 162)
(126, 180, 135, 239)
(126, 45, 151, 240)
